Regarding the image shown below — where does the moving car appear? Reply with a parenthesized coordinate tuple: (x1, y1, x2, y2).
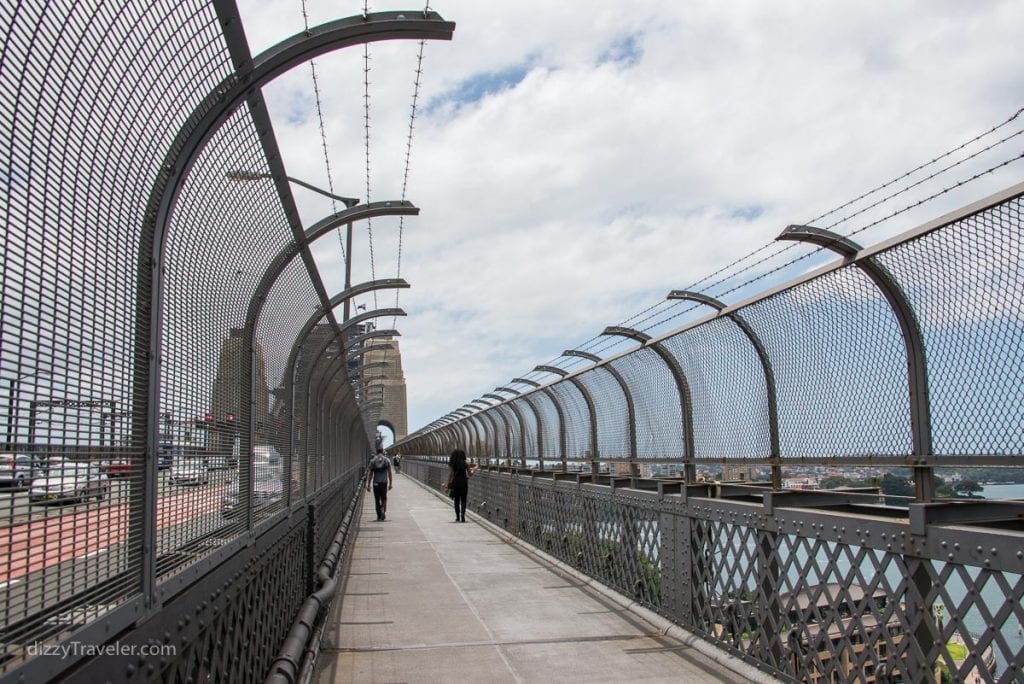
(0, 453, 45, 488)
(169, 458, 209, 485)
(29, 461, 110, 503)
(221, 463, 283, 518)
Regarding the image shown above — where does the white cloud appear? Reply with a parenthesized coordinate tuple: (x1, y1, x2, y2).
(239, 0, 1024, 432)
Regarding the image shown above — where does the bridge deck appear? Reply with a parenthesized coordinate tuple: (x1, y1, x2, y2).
(315, 473, 761, 683)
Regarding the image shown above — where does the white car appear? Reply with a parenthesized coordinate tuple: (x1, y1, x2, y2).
(169, 458, 209, 485)
(30, 461, 110, 503)
(0, 453, 46, 488)
(222, 463, 284, 518)
(205, 455, 230, 471)
(253, 445, 282, 466)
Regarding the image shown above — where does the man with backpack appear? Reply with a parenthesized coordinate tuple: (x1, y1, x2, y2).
(366, 447, 393, 521)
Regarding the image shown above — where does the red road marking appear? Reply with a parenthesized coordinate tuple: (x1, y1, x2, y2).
(0, 484, 227, 583)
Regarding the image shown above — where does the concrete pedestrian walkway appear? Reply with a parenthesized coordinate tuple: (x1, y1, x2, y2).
(315, 473, 768, 684)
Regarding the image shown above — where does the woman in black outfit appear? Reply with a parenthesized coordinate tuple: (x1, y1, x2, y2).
(444, 449, 476, 522)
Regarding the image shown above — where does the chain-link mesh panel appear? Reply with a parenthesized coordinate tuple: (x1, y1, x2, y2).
(0, 0, 230, 668)
(658, 317, 770, 460)
(547, 380, 592, 460)
(610, 348, 684, 461)
(479, 409, 505, 462)
(494, 403, 522, 463)
(465, 415, 487, 459)
(523, 392, 559, 461)
(575, 367, 631, 460)
(740, 267, 911, 458)
(509, 398, 539, 461)
(876, 196, 1024, 457)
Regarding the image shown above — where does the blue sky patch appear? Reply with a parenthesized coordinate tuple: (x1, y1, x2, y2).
(599, 33, 642, 67)
(730, 205, 765, 221)
(425, 63, 531, 113)
(284, 91, 313, 125)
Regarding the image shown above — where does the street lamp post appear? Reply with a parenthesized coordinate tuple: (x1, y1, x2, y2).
(226, 171, 360, 321)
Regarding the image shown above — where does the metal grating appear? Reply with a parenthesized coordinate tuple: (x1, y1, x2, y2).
(0, 0, 433, 677)
(658, 317, 771, 461)
(547, 379, 593, 461)
(575, 367, 630, 460)
(741, 267, 911, 458)
(877, 196, 1024, 457)
(610, 348, 684, 460)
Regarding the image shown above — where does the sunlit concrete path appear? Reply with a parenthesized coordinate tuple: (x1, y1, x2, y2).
(315, 473, 772, 684)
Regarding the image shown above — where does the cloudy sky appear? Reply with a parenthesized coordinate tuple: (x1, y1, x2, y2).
(234, 0, 1023, 436)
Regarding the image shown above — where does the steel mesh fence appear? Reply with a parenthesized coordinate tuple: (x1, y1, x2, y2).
(575, 366, 631, 461)
(742, 267, 912, 458)
(405, 462, 1024, 684)
(547, 379, 593, 461)
(876, 196, 1024, 457)
(522, 391, 560, 464)
(609, 349, 684, 461)
(1, 0, 231, 668)
(510, 397, 540, 461)
(406, 186, 1024, 474)
(658, 317, 771, 461)
(0, 0, 399, 678)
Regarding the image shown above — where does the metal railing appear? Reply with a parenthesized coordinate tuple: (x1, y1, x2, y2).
(404, 460, 1024, 684)
(0, 1, 453, 681)
(398, 185, 1024, 683)
(400, 182, 1024, 493)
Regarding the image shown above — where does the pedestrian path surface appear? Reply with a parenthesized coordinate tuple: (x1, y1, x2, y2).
(315, 473, 759, 684)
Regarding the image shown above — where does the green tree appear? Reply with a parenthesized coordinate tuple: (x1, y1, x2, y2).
(952, 480, 984, 498)
(880, 473, 914, 497)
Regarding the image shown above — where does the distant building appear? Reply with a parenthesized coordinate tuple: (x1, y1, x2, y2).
(721, 464, 756, 482)
(782, 583, 904, 683)
(357, 335, 407, 442)
(210, 328, 268, 452)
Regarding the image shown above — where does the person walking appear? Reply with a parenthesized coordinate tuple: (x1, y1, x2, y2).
(443, 449, 477, 522)
(366, 447, 393, 521)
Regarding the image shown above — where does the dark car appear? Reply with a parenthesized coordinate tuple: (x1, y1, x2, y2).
(158, 444, 181, 470)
